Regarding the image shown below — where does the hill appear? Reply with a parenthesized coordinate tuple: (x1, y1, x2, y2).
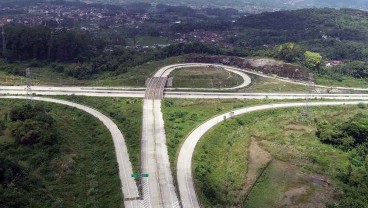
(71, 0, 368, 12)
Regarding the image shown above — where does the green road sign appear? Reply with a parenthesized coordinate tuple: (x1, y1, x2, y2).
(131, 173, 149, 178)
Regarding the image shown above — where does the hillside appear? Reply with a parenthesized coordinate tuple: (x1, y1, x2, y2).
(71, 0, 368, 12)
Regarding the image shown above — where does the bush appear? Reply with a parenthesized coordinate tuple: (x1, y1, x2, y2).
(9, 104, 57, 145)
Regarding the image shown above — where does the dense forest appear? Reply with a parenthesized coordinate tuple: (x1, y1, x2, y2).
(0, 102, 122, 207)
(0, 104, 59, 206)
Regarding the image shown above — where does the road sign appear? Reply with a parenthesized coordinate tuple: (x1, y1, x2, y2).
(131, 173, 149, 178)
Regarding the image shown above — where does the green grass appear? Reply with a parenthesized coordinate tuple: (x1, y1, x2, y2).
(0, 60, 86, 86)
(193, 104, 367, 207)
(162, 98, 306, 168)
(315, 74, 368, 88)
(171, 66, 244, 88)
(95, 56, 185, 87)
(52, 96, 143, 175)
(0, 99, 122, 207)
(193, 118, 250, 207)
(244, 162, 279, 208)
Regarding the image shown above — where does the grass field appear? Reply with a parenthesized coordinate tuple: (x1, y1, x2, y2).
(53, 96, 143, 175)
(316, 74, 368, 88)
(0, 99, 122, 207)
(161, 98, 307, 169)
(0, 61, 87, 86)
(171, 66, 244, 88)
(193, 105, 367, 207)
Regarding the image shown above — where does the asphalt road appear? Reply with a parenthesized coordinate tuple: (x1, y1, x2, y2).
(176, 101, 368, 208)
(0, 96, 140, 208)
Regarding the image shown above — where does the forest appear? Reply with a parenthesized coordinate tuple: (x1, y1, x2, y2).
(0, 101, 122, 207)
(0, 6, 367, 81)
(0, 104, 59, 206)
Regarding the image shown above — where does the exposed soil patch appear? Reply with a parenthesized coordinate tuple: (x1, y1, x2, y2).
(186, 55, 312, 82)
(249, 159, 338, 208)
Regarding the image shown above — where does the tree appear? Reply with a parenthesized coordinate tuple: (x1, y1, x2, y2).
(303, 51, 322, 72)
(9, 104, 57, 145)
(274, 42, 304, 62)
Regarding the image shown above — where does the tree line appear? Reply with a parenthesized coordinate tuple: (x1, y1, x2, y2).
(1, 24, 95, 62)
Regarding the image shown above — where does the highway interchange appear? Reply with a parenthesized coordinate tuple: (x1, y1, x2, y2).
(1, 63, 368, 208)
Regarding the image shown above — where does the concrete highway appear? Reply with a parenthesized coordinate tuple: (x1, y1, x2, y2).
(156, 63, 368, 92)
(176, 101, 368, 208)
(2, 63, 368, 208)
(156, 63, 252, 90)
(0, 96, 140, 208)
(141, 70, 180, 207)
(3, 85, 368, 100)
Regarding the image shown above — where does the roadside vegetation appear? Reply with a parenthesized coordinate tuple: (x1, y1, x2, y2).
(0, 100, 122, 207)
(54, 96, 143, 175)
(316, 74, 368, 89)
(162, 99, 304, 167)
(193, 104, 368, 208)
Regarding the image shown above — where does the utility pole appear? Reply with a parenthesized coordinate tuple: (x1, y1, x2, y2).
(26, 68, 32, 102)
(1, 25, 6, 57)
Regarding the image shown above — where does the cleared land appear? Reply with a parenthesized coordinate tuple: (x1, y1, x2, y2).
(193, 105, 367, 207)
(171, 66, 244, 88)
(0, 99, 122, 207)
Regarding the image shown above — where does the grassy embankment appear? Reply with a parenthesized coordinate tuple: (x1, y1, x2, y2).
(0, 56, 184, 87)
(193, 104, 367, 207)
(170, 66, 244, 88)
(316, 75, 368, 88)
(161, 98, 308, 168)
(0, 99, 122, 207)
(53, 96, 143, 175)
